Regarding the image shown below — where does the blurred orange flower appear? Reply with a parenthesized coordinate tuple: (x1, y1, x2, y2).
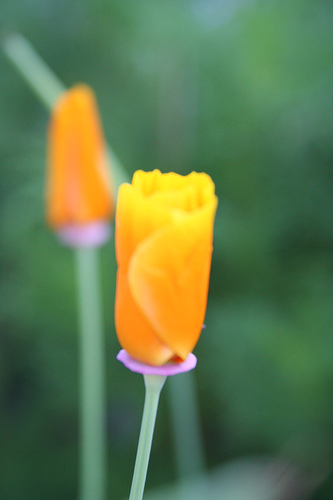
(115, 169, 218, 366)
(46, 84, 114, 228)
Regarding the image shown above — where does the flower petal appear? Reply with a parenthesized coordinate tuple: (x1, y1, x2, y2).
(47, 84, 113, 227)
(115, 182, 173, 271)
(128, 196, 218, 360)
(115, 268, 175, 365)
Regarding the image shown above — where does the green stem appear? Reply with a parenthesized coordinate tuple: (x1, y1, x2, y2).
(2, 32, 129, 188)
(168, 371, 205, 475)
(129, 374, 167, 500)
(76, 248, 107, 500)
(168, 372, 209, 497)
(2, 33, 65, 110)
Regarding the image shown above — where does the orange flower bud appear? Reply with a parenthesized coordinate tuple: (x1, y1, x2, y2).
(115, 169, 218, 366)
(46, 84, 114, 229)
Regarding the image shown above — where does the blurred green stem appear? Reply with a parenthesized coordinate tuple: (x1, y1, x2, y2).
(157, 53, 207, 495)
(2, 32, 65, 110)
(76, 248, 107, 500)
(129, 375, 166, 500)
(168, 372, 205, 474)
(167, 372, 209, 498)
(2, 32, 129, 188)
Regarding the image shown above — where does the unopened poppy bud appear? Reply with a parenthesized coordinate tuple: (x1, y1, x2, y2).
(46, 84, 114, 246)
(115, 170, 218, 366)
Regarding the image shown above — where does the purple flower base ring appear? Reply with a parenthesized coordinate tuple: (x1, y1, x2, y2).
(57, 221, 111, 247)
(116, 350, 197, 376)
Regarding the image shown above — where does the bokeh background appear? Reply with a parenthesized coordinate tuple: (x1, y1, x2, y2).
(1, 0, 333, 498)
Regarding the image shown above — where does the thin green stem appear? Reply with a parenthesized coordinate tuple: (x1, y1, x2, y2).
(76, 248, 107, 500)
(2, 32, 129, 188)
(168, 371, 205, 475)
(168, 372, 209, 497)
(2, 33, 65, 110)
(129, 374, 167, 500)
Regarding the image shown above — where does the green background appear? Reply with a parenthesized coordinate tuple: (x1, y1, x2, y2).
(1, 0, 333, 498)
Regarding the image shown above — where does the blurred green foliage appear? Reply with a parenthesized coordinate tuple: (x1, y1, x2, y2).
(1, 0, 333, 498)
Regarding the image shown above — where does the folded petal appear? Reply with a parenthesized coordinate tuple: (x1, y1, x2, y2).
(128, 197, 218, 360)
(115, 268, 175, 365)
(115, 182, 173, 271)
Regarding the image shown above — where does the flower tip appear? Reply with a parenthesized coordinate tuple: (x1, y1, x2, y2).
(116, 349, 197, 376)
